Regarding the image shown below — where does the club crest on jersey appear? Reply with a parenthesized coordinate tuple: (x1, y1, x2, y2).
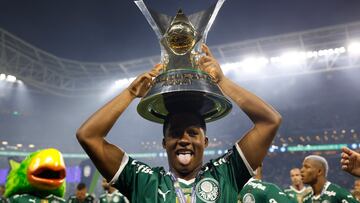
(113, 196, 119, 202)
(195, 178, 220, 202)
(243, 193, 255, 203)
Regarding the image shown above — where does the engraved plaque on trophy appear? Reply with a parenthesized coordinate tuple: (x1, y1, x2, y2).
(135, 0, 232, 123)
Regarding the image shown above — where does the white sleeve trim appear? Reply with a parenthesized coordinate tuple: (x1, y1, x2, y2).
(235, 142, 255, 176)
(109, 153, 129, 185)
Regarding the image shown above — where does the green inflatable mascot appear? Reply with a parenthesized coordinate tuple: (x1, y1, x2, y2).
(5, 148, 67, 203)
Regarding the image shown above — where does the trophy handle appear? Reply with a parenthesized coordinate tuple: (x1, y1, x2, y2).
(134, 0, 163, 39)
(201, 0, 226, 43)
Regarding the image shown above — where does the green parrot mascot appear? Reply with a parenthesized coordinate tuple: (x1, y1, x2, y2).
(5, 148, 67, 203)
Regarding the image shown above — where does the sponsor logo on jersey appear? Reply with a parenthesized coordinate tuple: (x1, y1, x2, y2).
(321, 200, 330, 203)
(131, 160, 154, 174)
(243, 193, 255, 203)
(248, 182, 266, 191)
(324, 191, 336, 197)
(195, 178, 220, 202)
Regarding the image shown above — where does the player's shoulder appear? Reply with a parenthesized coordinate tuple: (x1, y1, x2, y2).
(46, 194, 66, 202)
(68, 195, 77, 200)
(11, 194, 34, 199)
(85, 194, 95, 200)
(302, 191, 313, 202)
(283, 187, 295, 193)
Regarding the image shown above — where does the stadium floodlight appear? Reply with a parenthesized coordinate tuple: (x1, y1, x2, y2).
(1, 141, 8, 145)
(16, 144, 23, 148)
(6, 75, 16, 82)
(351, 143, 358, 149)
(221, 62, 242, 75)
(272, 51, 306, 66)
(240, 57, 269, 74)
(28, 144, 35, 148)
(348, 42, 360, 55)
(114, 77, 136, 89)
(0, 74, 5, 81)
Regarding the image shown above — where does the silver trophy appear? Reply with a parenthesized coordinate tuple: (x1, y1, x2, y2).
(135, 0, 232, 123)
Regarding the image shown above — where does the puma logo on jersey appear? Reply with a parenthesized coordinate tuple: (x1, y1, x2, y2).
(158, 189, 171, 201)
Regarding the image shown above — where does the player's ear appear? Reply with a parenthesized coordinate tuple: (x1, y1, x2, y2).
(204, 136, 208, 148)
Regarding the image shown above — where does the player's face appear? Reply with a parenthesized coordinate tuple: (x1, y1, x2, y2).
(163, 113, 208, 178)
(354, 180, 360, 190)
(290, 168, 302, 185)
(76, 188, 87, 201)
(301, 159, 319, 185)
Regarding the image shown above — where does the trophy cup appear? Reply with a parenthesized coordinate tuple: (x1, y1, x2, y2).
(135, 0, 232, 123)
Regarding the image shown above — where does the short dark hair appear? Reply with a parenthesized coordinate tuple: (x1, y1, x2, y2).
(163, 112, 206, 136)
(77, 182, 87, 190)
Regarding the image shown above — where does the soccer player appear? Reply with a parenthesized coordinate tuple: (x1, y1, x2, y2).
(0, 185, 7, 203)
(341, 147, 360, 177)
(239, 165, 291, 203)
(99, 178, 128, 203)
(284, 168, 312, 203)
(67, 183, 95, 203)
(76, 44, 282, 202)
(351, 179, 360, 201)
(301, 155, 357, 203)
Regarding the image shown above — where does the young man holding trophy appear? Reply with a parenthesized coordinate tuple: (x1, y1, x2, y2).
(77, 1, 281, 202)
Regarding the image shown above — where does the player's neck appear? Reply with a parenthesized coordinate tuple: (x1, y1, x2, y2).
(108, 187, 116, 194)
(171, 164, 203, 181)
(312, 178, 327, 196)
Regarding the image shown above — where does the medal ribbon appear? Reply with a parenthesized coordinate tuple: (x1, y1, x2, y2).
(170, 173, 197, 203)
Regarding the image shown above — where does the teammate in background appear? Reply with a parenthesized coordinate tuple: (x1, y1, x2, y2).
(341, 147, 360, 177)
(284, 168, 312, 203)
(0, 185, 7, 203)
(99, 178, 128, 203)
(238, 165, 291, 203)
(351, 179, 360, 201)
(301, 155, 357, 203)
(67, 183, 95, 203)
(76, 44, 282, 202)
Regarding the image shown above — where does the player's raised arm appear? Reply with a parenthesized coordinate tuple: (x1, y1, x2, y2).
(76, 64, 162, 181)
(199, 44, 281, 170)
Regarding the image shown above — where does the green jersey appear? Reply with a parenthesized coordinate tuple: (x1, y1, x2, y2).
(303, 182, 357, 203)
(0, 197, 7, 203)
(67, 194, 95, 203)
(8, 194, 65, 203)
(99, 191, 128, 203)
(284, 186, 312, 203)
(112, 145, 253, 202)
(238, 178, 291, 203)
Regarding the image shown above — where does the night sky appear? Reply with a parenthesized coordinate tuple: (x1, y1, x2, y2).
(1, 0, 360, 62)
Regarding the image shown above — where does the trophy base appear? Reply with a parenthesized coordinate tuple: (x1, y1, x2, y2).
(137, 69, 232, 123)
